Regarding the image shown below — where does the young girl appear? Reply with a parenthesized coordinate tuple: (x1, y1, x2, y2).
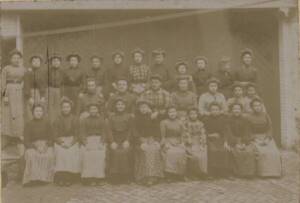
(184, 107, 207, 179)
(80, 102, 108, 186)
(203, 102, 232, 179)
(134, 99, 164, 186)
(172, 61, 196, 93)
(246, 99, 281, 177)
(160, 106, 187, 182)
(107, 98, 134, 184)
(53, 98, 81, 186)
(216, 56, 235, 99)
(129, 48, 150, 95)
(171, 76, 198, 121)
(198, 77, 227, 116)
(228, 103, 256, 178)
(192, 56, 211, 96)
(23, 104, 54, 186)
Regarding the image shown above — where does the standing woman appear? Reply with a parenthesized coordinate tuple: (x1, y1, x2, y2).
(235, 48, 258, 86)
(2, 50, 26, 151)
(193, 56, 211, 96)
(228, 103, 256, 178)
(47, 53, 64, 124)
(80, 102, 109, 186)
(134, 99, 164, 186)
(129, 48, 150, 95)
(160, 106, 187, 182)
(107, 98, 134, 184)
(62, 53, 85, 112)
(246, 98, 281, 177)
(53, 98, 81, 186)
(171, 76, 198, 121)
(203, 102, 232, 179)
(23, 104, 54, 186)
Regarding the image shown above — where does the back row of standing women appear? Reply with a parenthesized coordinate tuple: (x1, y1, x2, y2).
(1, 48, 281, 187)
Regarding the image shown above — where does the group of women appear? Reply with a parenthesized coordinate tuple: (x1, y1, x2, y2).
(1, 47, 282, 187)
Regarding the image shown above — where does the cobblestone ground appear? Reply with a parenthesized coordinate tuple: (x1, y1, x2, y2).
(2, 151, 299, 203)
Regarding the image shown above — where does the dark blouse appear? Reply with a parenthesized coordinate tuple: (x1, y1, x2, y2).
(107, 91, 137, 113)
(24, 68, 47, 98)
(228, 115, 251, 145)
(215, 70, 235, 90)
(203, 115, 231, 143)
(47, 67, 64, 88)
(77, 92, 105, 114)
(107, 113, 133, 143)
(53, 114, 79, 139)
(62, 67, 85, 87)
(134, 113, 157, 138)
(80, 115, 108, 140)
(193, 69, 211, 89)
(150, 64, 172, 90)
(235, 66, 257, 83)
(246, 112, 272, 135)
(85, 67, 105, 87)
(24, 118, 52, 147)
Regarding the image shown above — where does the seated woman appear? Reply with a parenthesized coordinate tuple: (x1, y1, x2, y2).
(171, 76, 198, 121)
(160, 106, 187, 182)
(134, 99, 164, 186)
(107, 98, 134, 184)
(23, 104, 54, 186)
(80, 102, 108, 186)
(184, 107, 207, 179)
(53, 97, 81, 187)
(246, 98, 282, 178)
(228, 103, 256, 178)
(203, 102, 233, 179)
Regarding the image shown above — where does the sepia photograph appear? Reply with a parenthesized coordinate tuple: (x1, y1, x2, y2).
(0, 0, 299, 202)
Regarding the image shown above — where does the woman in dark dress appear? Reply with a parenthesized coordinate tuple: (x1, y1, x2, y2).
(107, 98, 134, 184)
(53, 98, 81, 186)
(134, 99, 164, 186)
(246, 98, 281, 177)
(23, 104, 54, 186)
(203, 102, 233, 179)
(228, 103, 256, 178)
(193, 56, 211, 96)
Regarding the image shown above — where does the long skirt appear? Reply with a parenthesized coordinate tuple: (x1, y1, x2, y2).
(47, 87, 61, 124)
(162, 137, 187, 175)
(23, 140, 55, 184)
(108, 142, 132, 177)
(253, 134, 282, 177)
(232, 144, 257, 177)
(207, 138, 231, 176)
(187, 143, 208, 175)
(26, 89, 47, 121)
(2, 83, 24, 139)
(134, 137, 164, 181)
(80, 136, 106, 178)
(54, 136, 81, 174)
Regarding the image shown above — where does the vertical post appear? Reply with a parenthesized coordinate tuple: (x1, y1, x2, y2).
(278, 8, 298, 149)
(16, 15, 23, 53)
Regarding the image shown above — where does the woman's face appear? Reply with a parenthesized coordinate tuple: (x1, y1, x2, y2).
(178, 79, 189, 91)
(210, 105, 221, 116)
(232, 104, 242, 116)
(117, 80, 128, 92)
(69, 57, 79, 67)
(10, 54, 21, 66)
(208, 82, 218, 93)
(61, 102, 72, 115)
(31, 58, 41, 68)
(154, 54, 164, 64)
(188, 110, 198, 121)
(116, 101, 126, 112)
(150, 79, 161, 90)
(92, 58, 101, 68)
(89, 106, 99, 116)
(242, 53, 252, 66)
(87, 81, 96, 93)
(139, 103, 150, 114)
(168, 108, 177, 119)
(233, 87, 243, 97)
(252, 101, 262, 113)
(177, 65, 187, 75)
(133, 53, 143, 64)
(33, 106, 44, 119)
(114, 54, 123, 65)
(51, 58, 61, 68)
(247, 87, 256, 97)
(196, 59, 206, 69)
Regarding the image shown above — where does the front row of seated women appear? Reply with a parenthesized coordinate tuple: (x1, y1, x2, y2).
(22, 94, 282, 187)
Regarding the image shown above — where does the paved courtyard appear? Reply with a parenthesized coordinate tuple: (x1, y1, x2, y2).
(2, 150, 299, 203)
